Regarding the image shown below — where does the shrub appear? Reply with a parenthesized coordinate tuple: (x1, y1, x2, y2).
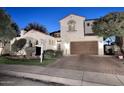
(55, 50, 63, 58)
(25, 47, 35, 57)
(11, 38, 27, 52)
(43, 49, 56, 59)
(43, 49, 63, 59)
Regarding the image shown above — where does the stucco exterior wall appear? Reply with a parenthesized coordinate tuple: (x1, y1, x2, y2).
(0, 48, 3, 55)
(60, 14, 85, 42)
(60, 14, 104, 56)
(0, 42, 4, 55)
(85, 20, 95, 34)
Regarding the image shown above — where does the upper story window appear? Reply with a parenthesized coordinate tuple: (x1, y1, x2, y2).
(87, 23, 90, 26)
(54, 33, 60, 37)
(67, 20, 76, 31)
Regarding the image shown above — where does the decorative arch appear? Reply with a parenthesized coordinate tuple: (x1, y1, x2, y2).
(67, 20, 76, 31)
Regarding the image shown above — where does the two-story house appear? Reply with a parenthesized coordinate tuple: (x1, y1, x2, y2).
(59, 14, 104, 56)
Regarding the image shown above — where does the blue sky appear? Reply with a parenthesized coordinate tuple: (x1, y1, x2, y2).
(4, 7, 124, 33)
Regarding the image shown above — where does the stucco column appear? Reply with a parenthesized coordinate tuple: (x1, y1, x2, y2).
(62, 41, 70, 56)
(98, 37, 104, 56)
(0, 48, 3, 55)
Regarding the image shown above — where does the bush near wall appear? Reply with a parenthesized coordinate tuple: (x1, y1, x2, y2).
(55, 50, 63, 58)
(43, 49, 55, 59)
(25, 47, 36, 57)
(43, 49, 63, 59)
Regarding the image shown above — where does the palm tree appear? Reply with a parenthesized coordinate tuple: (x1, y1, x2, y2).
(24, 23, 48, 34)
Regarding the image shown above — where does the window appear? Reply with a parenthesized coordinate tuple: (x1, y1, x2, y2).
(36, 40, 38, 45)
(49, 40, 51, 45)
(67, 20, 76, 31)
(87, 23, 90, 26)
(55, 33, 60, 37)
(49, 40, 54, 45)
(57, 40, 61, 42)
(29, 40, 32, 47)
(57, 44, 61, 50)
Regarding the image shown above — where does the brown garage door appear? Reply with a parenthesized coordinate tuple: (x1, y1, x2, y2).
(70, 41, 98, 55)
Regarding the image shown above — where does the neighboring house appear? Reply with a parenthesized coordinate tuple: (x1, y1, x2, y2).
(50, 30, 61, 51)
(11, 29, 58, 56)
(50, 30, 60, 38)
(11, 14, 104, 56)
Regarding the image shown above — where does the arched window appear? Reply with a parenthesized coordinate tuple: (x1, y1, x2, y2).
(29, 40, 32, 47)
(67, 20, 76, 31)
(36, 40, 38, 45)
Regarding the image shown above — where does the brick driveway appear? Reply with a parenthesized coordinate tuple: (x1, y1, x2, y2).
(48, 55, 124, 75)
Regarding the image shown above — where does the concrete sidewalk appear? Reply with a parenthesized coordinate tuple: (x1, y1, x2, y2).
(0, 64, 124, 86)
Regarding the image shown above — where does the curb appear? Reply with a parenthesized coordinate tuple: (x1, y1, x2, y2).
(0, 70, 82, 86)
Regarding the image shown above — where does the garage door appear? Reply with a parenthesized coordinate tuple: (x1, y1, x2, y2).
(70, 41, 98, 55)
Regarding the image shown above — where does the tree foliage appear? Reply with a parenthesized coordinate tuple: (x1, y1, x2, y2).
(24, 23, 48, 34)
(11, 22, 20, 35)
(0, 8, 17, 42)
(92, 12, 124, 38)
(92, 12, 124, 54)
(11, 38, 27, 52)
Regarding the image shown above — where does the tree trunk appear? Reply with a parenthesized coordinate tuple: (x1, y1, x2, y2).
(121, 36, 124, 54)
(116, 36, 124, 54)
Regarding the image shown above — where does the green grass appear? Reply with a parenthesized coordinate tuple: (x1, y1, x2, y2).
(0, 56, 56, 66)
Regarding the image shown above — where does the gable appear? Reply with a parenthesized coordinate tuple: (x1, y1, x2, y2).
(22, 30, 55, 41)
(60, 14, 85, 41)
(60, 14, 85, 23)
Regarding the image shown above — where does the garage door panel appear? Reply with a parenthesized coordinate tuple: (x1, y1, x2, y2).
(70, 41, 98, 55)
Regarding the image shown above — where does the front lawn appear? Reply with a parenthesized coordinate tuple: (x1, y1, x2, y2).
(0, 56, 56, 66)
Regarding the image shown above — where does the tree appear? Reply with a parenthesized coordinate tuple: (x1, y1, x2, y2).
(92, 12, 124, 53)
(0, 8, 17, 41)
(11, 38, 27, 53)
(11, 22, 20, 36)
(24, 23, 48, 34)
(0, 8, 17, 55)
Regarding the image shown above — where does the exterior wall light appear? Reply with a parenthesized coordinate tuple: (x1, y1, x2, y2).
(64, 43, 70, 49)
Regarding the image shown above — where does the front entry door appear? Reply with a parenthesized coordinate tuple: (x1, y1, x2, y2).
(35, 47, 41, 56)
